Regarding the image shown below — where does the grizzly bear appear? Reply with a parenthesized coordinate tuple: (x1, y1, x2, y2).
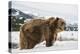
(19, 17, 66, 49)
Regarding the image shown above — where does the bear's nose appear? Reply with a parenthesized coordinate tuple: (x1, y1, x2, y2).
(64, 26, 66, 30)
(64, 23, 66, 30)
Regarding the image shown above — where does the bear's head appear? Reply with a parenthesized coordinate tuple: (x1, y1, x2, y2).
(49, 17, 66, 33)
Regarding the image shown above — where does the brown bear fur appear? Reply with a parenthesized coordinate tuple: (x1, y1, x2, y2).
(19, 17, 66, 49)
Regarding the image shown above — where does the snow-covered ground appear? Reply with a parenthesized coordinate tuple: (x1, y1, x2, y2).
(10, 31, 78, 53)
(12, 41, 78, 53)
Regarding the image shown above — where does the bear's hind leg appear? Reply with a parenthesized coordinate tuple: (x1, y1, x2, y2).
(27, 37, 37, 49)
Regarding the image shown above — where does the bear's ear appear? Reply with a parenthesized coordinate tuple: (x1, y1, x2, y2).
(56, 17, 59, 21)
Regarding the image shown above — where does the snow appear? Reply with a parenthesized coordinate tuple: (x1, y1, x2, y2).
(11, 32, 20, 43)
(12, 41, 78, 53)
(57, 31, 78, 41)
(11, 31, 78, 53)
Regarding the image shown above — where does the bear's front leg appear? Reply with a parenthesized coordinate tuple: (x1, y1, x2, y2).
(45, 30, 53, 47)
(46, 40, 53, 47)
(43, 26, 53, 47)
